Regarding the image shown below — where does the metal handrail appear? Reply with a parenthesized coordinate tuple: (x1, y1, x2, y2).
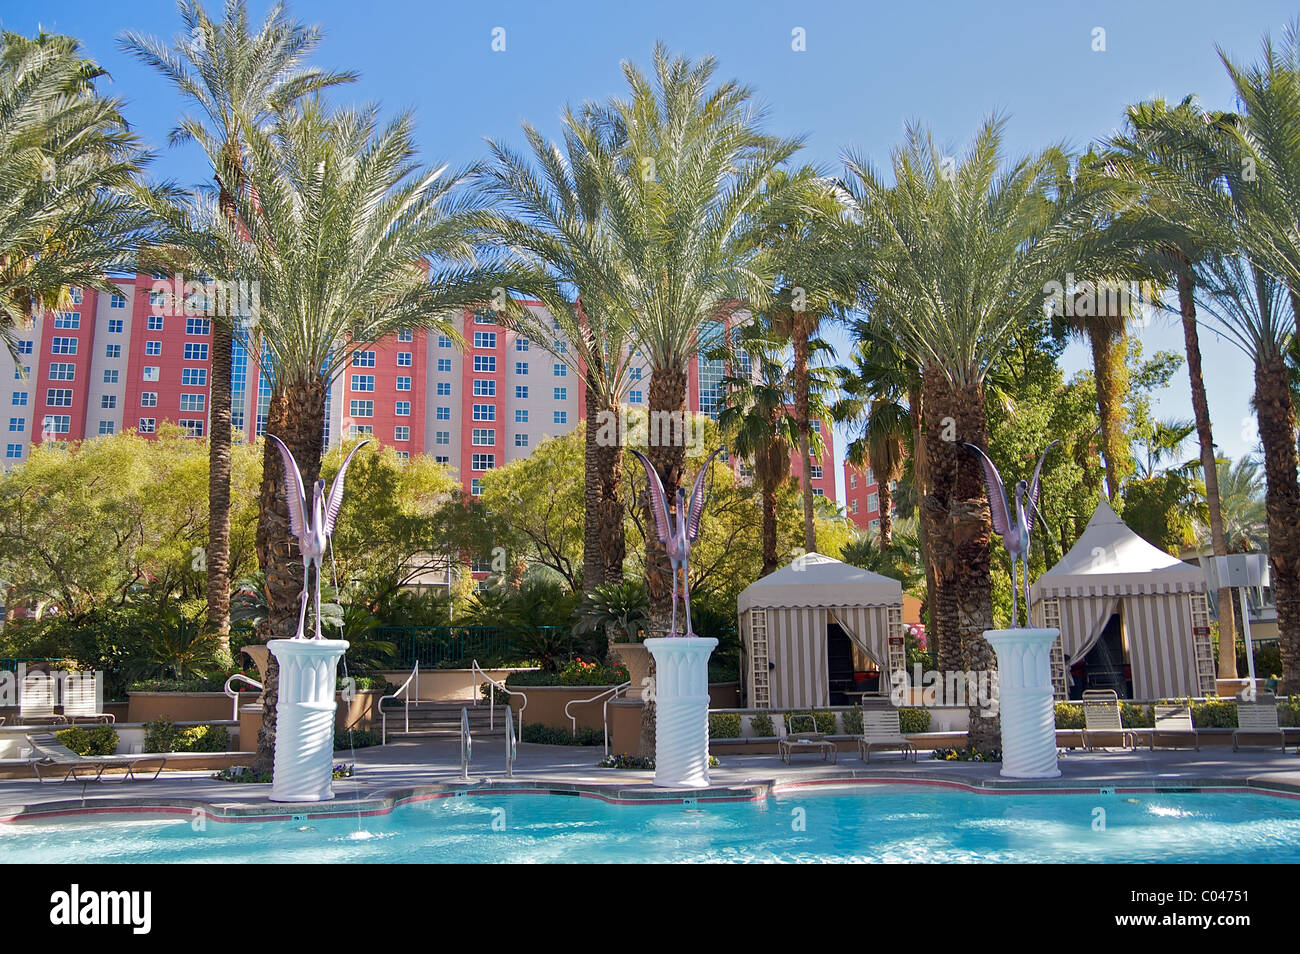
(222, 673, 263, 722)
(378, 661, 419, 745)
(460, 706, 472, 781)
(563, 681, 631, 756)
(470, 659, 526, 732)
(505, 703, 517, 778)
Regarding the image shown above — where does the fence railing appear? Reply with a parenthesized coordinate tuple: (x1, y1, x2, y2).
(375, 625, 574, 669)
(0, 657, 64, 673)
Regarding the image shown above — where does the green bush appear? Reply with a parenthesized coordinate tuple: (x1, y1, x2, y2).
(334, 728, 383, 749)
(505, 658, 629, 687)
(784, 710, 837, 736)
(1278, 696, 1300, 727)
(55, 725, 118, 757)
(1191, 698, 1238, 728)
(143, 718, 228, 753)
(1054, 703, 1085, 729)
(708, 713, 741, 739)
(1121, 702, 1154, 728)
(898, 707, 931, 734)
(750, 713, 774, 737)
(339, 675, 394, 694)
(841, 707, 864, 736)
(520, 723, 604, 746)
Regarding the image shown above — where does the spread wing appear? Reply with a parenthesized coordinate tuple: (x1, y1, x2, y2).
(1026, 440, 1057, 536)
(324, 440, 371, 536)
(685, 447, 724, 542)
(963, 443, 1011, 536)
(632, 450, 671, 544)
(269, 434, 308, 540)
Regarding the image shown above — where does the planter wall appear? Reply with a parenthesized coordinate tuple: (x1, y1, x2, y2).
(377, 668, 532, 703)
(507, 685, 619, 733)
(126, 692, 238, 724)
(608, 697, 644, 756)
(335, 690, 383, 732)
(609, 643, 650, 701)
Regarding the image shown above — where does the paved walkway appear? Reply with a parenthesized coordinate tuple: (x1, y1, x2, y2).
(1, 740, 1298, 822)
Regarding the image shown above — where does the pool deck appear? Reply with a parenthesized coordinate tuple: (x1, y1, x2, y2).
(1, 739, 1300, 824)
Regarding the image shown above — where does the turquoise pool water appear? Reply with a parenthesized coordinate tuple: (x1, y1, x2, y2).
(2, 786, 1299, 863)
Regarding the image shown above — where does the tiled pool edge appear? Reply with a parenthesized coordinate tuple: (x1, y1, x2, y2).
(3, 769, 1300, 825)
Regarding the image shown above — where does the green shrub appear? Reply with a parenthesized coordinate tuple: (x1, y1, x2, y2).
(521, 723, 604, 746)
(597, 753, 654, 769)
(708, 713, 741, 739)
(339, 675, 393, 694)
(143, 718, 178, 753)
(841, 707, 864, 736)
(55, 725, 118, 757)
(898, 707, 931, 734)
(750, 713, 774, 737)
(1121, 702, 1154, 728)
(784, 710, 837, 735)
(334, 728, 382, 749)
(1191, 698, 1237, 728)
(1277, 696, 1300, 727)
(143, 719, 228, 753)
(931, 746, 1002, 762)
(505, 658, 629, 687)
(1054, 703, 1085, 729)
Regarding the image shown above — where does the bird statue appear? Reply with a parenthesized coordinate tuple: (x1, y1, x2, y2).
(964, 441, 1057, 628)
(632, 447, 724, 637)
(269, 435, 370, 640)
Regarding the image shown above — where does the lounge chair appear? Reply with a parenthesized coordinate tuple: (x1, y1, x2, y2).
(19, 671, 66, 724)
(25, 733, 166, 783)
(1233, 693, 1287, 752)
(858, 708, 916, 763)
(1150, 705, 1199, 751)
(1081, 689, 1135, 750)
(778, 713, 837, 764)
(60, 675, 114, 724)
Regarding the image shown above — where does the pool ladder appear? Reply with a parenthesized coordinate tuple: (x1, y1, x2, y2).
(460, 705, 516, 781)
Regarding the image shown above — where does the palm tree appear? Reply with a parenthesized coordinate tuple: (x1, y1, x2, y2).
(476, 111, 637, 589)
(0, 31, 165, 351)
(157, 102, 506, 770)
(841, 119, 1120, 751)
(122, 0, 357, 646)
(1213, 456, 1267, 553)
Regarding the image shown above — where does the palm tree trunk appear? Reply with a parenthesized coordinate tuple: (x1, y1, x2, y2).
(1089, 328, 1128, 501)
(792, 311, 816, 552)
(910, 383, 937, 647)
(582, 388, 604, 590)
(207, 318, 233, 651)
(595, 400, 624, 585)
(1254, 354, 1300, 694)
(760, 476, 779, 576)
(1177, 268, 1236, 678)
(253, 375, 327, 774)
(877, 473, 894, 547)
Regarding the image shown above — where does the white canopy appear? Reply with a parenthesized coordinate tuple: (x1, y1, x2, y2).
(737, 552, 902, 612)
(1032, 499, 1205, 599)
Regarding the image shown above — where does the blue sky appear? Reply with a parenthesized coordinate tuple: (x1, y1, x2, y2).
(7, 0, 1294, 501)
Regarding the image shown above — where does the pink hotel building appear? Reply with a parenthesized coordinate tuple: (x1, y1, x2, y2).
(3, 273, 839, 506)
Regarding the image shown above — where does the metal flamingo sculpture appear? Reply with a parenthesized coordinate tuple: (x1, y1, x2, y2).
(964, 441, 1057, 628)
(269, 435, 370, 639)
(632, 447, 723, 637)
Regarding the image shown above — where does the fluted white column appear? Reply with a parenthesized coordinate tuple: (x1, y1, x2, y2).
(984, 628, 1061, 779)
(644, 636, 716, 788)
(268, 638, 349, 802)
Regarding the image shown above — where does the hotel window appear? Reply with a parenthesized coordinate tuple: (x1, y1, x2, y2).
(436, 382, 451, 396)
(630, 367, 641, 380)
(186, 318, 210, 335)
(14, 367, 29, 380)
(147, 315, 164, 331)
(349, 424, 373, 437)
(436, 407, 450, 420)
(8, 418, 23, 432)
(49, 363, 75, 381)
(868, 492, 879, 512)
(813, 488, 825, 497)
(850, 474, 857, 489)
(183, 343, 208, 361)
(865, 467, 874, 483)
(149, 289, 167, 308)
(397, 352, 412, 367)
(556, 341, 567, 354)
(105, 344, 121, 359)
(181, 368, 207, 387)
(553, 387, 567, 401)
(435, 455, 449, 464)
(851, 499, 859, 514)
(395, 401, 411, 416)
(811, 420, 821, 434)
(351, 374, 375, 391)
(437, 358, 452, 373)
(514, 362, 528, 375)
(473, 331, 497, 349)
(514, 409, 528, 423)
(810, 464, 823, 480)
(473, 355, 496, 373)
(396, 451, 409, 460)
(516, 338, 530, 352)
(53, 312, 79, 329)
(138, 418, 156, 434)
(107, 319, 124, 334)
(110, 293, 126, 309)
(869, 518, 880, 531)
(396, 376, 412, 391)
(472, 404, 495, 421)
(435, 431, 450, 445)
(51, 337, 77, 355)
(179, 419, 204, 437)
(142, 367, 159, 382)
(472, 428, 495, 446)
(474, 380, 496, 396)
(471, 453, 495, 471)
(349, 400, 374, 418)
(470, 478, 482, 495)
(553, 410, 567, 425)
(515, 433, 529, 448)
(629, 390, 642, 404)
(180, 394, 206, 413)
(100, 395, 116, 410)
(46, 389, 73, 407)
(352, 350, 376, 367)
(103, 370, 119, 384)
(6, 444, 22, 459)
(141, 392, 158, 407)
(11, 392, 26, 406)
(474, 309, 496, 324)
(146, 340, 162, 356)
(69, 287, 83, 304)
(553, 363, 567, 377)
(438, 335, 452, 348)
(394, 426, 410, 441)
(515, 386, 528, 399)
(98, 421, 114, 436)
(17, 341, 32, 355)
(397, 329, 413, 342)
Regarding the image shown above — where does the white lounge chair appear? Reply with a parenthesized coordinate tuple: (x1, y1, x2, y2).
(1150, 705, 1199, 751)
(1081, 689, 1135, 750)
(858, 708, 916, 763)
(25, 733, 166, 783)
(778, 713, 837, 764)
(19, 671, 66, 724)
(1234, 694, 1286, 752)
(61, 675, 114, 724)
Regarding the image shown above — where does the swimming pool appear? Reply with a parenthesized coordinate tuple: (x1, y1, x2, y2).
(3, 784, 1299, 863)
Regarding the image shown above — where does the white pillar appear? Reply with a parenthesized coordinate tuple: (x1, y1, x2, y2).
(645, 636, 716, 788)
(268, 638, 348, 802)
(983, 628, 1061, 779)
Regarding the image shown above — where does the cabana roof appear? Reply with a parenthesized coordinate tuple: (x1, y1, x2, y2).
(737, 553, 902, 612)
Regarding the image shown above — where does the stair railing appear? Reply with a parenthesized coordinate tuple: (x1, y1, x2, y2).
(222, 673, 262, 722)
(563, 681, 631, 757)
(378, 661, 419, 745)
(470, 659, 526, 732)
(504, 703, 517, 778)
(460, 706, 472, 781)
